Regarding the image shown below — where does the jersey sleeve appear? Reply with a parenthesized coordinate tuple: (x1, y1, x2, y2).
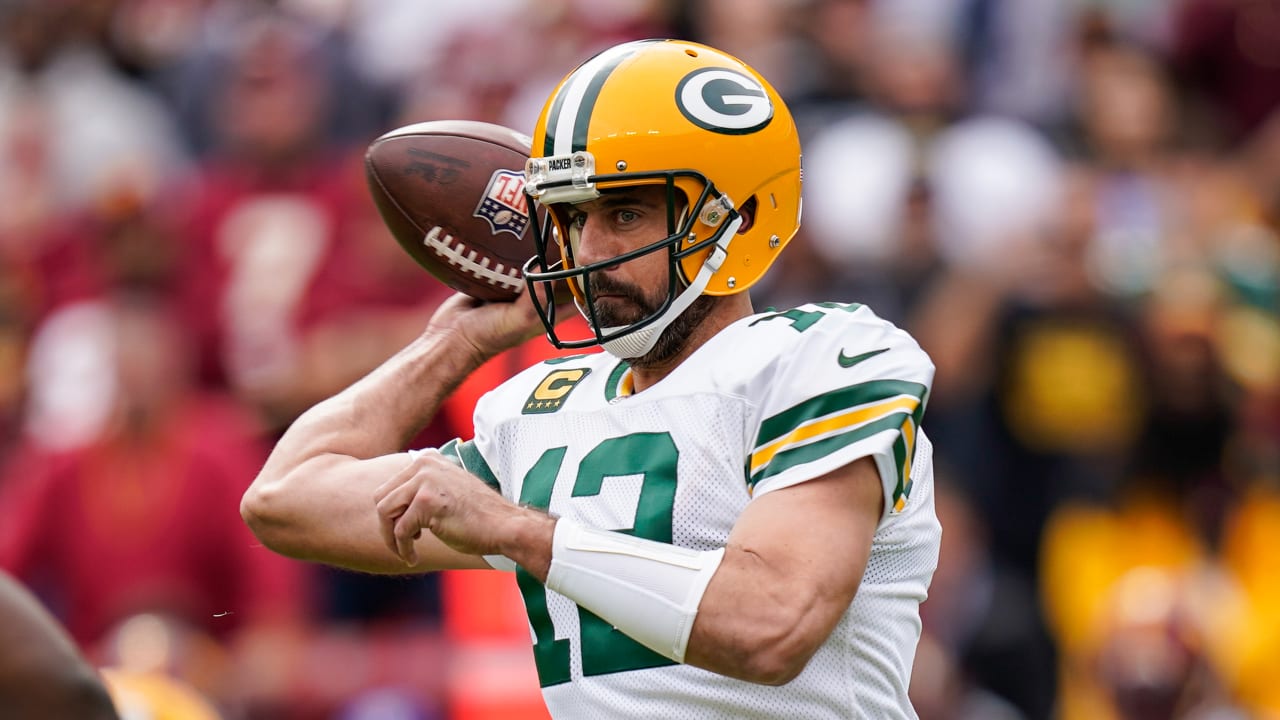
(437, 437, 501, 492)
(427, 437, 515, 572)
(745, 304, 935, 518)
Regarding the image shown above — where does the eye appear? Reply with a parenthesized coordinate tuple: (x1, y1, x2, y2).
(616, 209, 640, 224)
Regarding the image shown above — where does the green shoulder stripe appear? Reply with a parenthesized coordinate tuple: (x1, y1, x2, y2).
(756, 379, 928, 448)
(439, 438, 500, 490)
(892, 424, 910, 511)
(748, 411, 911, 491)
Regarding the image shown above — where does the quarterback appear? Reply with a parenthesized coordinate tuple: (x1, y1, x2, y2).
(243, 39, 940, 719)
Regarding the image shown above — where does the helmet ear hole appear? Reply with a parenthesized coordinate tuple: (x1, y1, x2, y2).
(737, 196, 758, 234)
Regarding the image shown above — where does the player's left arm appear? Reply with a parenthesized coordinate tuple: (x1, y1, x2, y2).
(682, 455, 881, 684)
(676, 309, 930, 682)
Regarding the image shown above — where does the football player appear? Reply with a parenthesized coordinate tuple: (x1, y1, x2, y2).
(244, 39, 940, 719)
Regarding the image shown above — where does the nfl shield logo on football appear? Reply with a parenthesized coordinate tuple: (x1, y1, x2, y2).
(474, 169, 530, 237)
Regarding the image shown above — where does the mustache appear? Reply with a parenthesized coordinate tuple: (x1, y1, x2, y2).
(580, 275, 648, 305)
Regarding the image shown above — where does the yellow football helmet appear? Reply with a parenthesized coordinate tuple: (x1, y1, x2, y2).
(522, 39, 803, 355)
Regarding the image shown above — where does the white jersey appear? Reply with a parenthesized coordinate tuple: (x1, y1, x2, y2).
(439, 302, 941, 719)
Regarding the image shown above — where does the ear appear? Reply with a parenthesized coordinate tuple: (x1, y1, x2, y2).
(737, 196, 758, 234)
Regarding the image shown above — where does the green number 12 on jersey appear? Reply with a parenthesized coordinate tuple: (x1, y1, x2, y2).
(515, 432, 681, 686)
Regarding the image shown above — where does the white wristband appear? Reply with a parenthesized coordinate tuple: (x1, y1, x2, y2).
(545, 518, 725, 663)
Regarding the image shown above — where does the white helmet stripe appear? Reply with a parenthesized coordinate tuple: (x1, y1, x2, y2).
(548, 40, 657, 156)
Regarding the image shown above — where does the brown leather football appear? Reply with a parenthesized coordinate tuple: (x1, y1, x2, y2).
(365, 120, 540, 301)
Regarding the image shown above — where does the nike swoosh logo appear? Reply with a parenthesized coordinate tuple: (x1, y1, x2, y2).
(838, 347, 889, 368)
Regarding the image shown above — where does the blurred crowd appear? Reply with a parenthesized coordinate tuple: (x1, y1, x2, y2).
(0, 0, 1276, 718)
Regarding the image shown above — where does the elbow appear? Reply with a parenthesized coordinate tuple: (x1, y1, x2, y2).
(240, 475, 294, 556)
(240, 481, 270, 539)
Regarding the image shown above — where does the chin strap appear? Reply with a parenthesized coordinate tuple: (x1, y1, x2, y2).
(592, 215, 741, 359)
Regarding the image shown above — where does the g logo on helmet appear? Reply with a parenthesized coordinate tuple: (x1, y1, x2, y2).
(675, 68, 774, 135)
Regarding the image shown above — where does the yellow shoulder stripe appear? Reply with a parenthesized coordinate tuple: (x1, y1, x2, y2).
(750, 394, 921, 476)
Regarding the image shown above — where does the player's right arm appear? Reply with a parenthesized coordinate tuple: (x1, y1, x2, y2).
(241, 291, 548, 574)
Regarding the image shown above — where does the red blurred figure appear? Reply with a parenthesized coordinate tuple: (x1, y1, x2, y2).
(0, 292, 307, 648)
(173, 15, 453, 430)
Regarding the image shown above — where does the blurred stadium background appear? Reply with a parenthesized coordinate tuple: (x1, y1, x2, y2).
(0, 0, 1277, 718)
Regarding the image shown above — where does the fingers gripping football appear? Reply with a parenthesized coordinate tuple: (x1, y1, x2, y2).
(373, 450, 513, 566)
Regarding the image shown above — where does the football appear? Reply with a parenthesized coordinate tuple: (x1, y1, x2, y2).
(365, 120, 543, 301)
